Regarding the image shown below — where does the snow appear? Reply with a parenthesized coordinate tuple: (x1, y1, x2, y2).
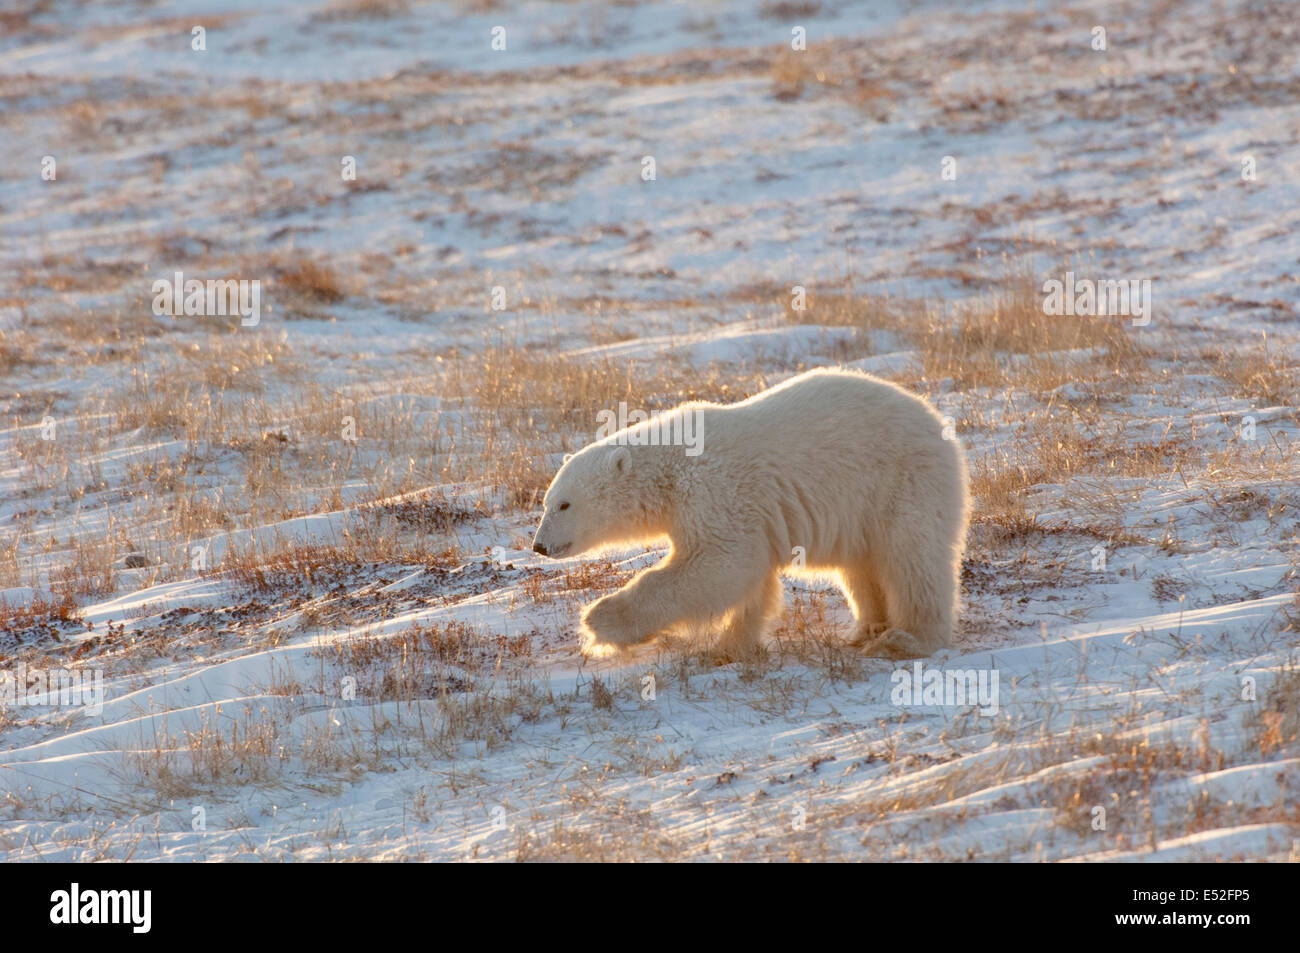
(1, 0, 1297, 861)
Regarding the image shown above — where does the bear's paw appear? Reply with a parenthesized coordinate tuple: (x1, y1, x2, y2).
(580, 595, 652, 650)
(856, 627, 932, 660)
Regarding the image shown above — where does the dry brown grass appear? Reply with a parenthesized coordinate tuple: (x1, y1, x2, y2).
(124, 620, 548, 800)
(321, 620, 531, 700)
(274, 259, 348, 305)
(770, 589, 870, 685)
(516, 559, 632, 608)
(1201, 433, 1300, 486)
(439, 342, 767, 506)
(50, 535, 120, 599)
(224, 538, 460, 593)
(438, 346, 640, 505)
(770, 265, 1150, 392)
(1252, 667, 1300, 758)
(126, 703, 288, 801)
(773, 280, 921, 336)
(1047, 735, 1222, 840)
(919, 274, 1144, 391)
(100, 328, 302, 440)
(1215, 332, 1298, 406)
(0, 591, 79, 637)
(971, 414, 1197, 506)
(769, 46, 894, 119)
(11, 310, 773, 595)
(314, 0, 411, 21)
(514, 818, 684, 862)
(760, 0, 822, 18)
(0, 328, 39, 377)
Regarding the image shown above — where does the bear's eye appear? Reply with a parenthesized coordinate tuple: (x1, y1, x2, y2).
(558, 502, 570, 511)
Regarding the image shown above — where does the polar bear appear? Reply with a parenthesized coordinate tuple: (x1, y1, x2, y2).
(531, 368, 970, 659)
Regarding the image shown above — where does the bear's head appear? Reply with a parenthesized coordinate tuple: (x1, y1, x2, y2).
(532, 442, 645, 559)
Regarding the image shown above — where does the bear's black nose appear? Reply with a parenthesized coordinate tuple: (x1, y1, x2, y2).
(533, 542, 548, 556)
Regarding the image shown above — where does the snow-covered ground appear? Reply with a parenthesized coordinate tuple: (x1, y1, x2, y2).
(0, 0, 1297, 861)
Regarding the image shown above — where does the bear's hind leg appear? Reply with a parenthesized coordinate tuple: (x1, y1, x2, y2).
(840, 566, 889, 646)
(860, 542, 955, 660)
(714, 571, 782, 659)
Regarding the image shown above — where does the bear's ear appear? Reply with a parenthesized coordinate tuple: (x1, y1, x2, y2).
(608, 446, 631, 476)
(562, 453, 574, 464)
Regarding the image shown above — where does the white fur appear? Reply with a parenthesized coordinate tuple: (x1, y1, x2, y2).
(532, 368, 970, 659)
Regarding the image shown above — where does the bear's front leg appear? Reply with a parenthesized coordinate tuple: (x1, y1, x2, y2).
(579, 549, 771, 653)
(580, 591, 656, 649)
